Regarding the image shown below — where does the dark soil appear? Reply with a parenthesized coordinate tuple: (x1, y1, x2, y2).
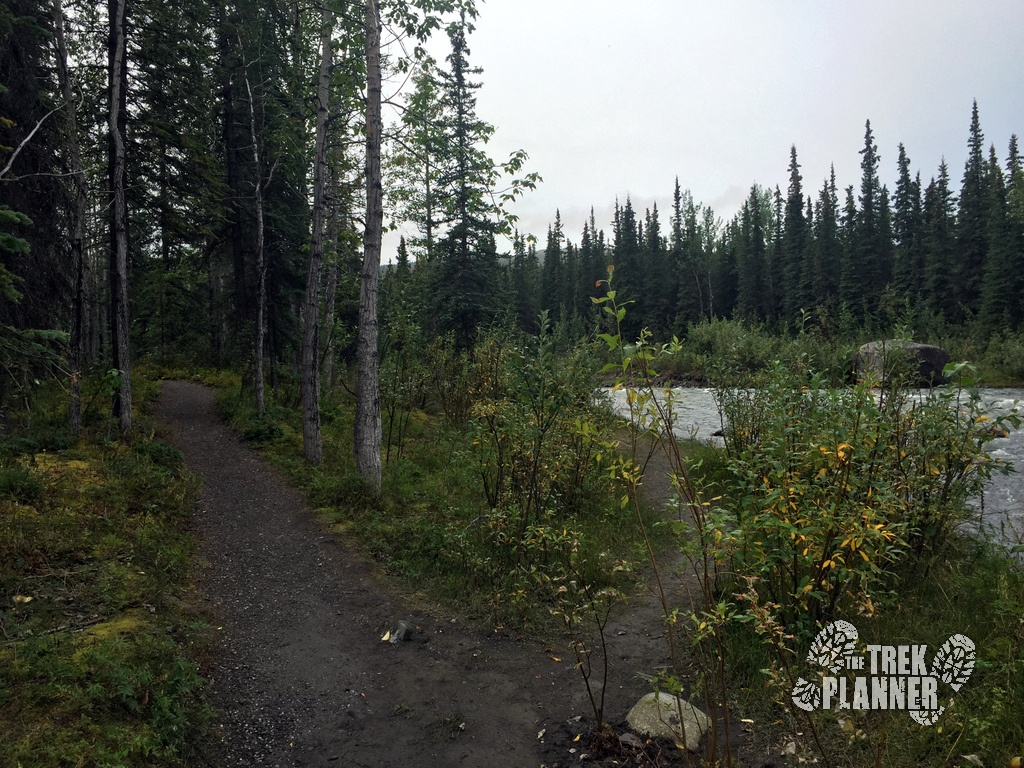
(156, 381, 760, 767)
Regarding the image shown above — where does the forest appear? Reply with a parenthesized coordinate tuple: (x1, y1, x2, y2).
(3, 0, 1024, 766)
(3, 0, 1024, 426)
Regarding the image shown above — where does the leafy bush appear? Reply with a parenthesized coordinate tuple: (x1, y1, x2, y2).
(712, 361, 1017, 634)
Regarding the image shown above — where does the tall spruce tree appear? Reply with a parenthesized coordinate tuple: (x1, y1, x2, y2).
(541, 211, 564, 316)
(922, 161, 957, 322)
(854, 120, 892, 318)
(809, 167, 842, 314)
(781, 145, 808, 323)
(642, 203, 669, 335)
(957, 100, 990, 319)
(891, 144, 925, 303)
(429, 15, 503, 347)
(978, 144, 1017, 333)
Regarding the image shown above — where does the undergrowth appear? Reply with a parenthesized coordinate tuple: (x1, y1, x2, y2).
(214, 325, 663, 631)
(0, 373, 209, 767)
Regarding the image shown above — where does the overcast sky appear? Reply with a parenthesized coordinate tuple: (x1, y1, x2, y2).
(388, 0, 1024, 253)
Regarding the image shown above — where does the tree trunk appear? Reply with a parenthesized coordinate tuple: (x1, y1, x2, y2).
(53, 0, 87, 438)
(320, 164, 341, 388)
(355, 0, 382, 493)
(301, 6, 333, 464)
(108, 0, 131, 436)
(241, 43, 267, 414)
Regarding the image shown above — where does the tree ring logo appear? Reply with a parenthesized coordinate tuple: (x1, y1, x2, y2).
(791, 621, 975, 725)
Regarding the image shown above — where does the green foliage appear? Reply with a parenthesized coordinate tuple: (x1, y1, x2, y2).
(215, 321, 643, 628)
(0, 380, 207, 767)
(0, 463, 43, 503)
(601, 268, 1024, 765)
(459, 316, 629, 621)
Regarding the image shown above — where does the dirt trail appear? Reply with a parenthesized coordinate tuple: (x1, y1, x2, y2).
(157, 380, 698, 767)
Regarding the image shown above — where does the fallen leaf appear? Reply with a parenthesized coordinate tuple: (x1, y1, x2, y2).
(380, 631, 391, 642)
(536, 728, 546, 740)
(13, 595, 32, 604)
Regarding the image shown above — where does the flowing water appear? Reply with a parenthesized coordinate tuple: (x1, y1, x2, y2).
(601, 386, 1024, 549)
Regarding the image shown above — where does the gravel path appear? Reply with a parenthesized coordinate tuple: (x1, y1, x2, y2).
(155, 380, 747, 767)
(157, 381, 634, 767)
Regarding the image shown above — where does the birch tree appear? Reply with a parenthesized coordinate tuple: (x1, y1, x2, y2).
(301, 4, 334, 463)
(355, 0, 383, 490)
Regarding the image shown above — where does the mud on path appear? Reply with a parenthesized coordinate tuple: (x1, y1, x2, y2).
(156, 381, 720, 767)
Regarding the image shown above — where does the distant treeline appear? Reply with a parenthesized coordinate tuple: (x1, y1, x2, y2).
(481, 104, 1023, 344)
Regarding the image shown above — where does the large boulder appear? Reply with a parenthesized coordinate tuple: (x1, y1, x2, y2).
(625, 691, 711, 751)
(853, 339, 949, 386)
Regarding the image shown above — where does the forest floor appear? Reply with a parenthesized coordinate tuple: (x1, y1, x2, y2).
(156, 380, 764, 767)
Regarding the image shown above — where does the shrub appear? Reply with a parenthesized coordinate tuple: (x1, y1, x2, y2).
(712, 361, 1017, 636)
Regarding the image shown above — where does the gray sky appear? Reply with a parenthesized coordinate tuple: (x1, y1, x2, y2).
(388, 0, 1024, 252)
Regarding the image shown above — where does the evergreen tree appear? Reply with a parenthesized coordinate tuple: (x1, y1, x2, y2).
(735, 185, 771, 322)
(854, 120, 893, 317)
(1005, 136, 1024, 326)
(781, 145, 808, 322)
(766, 185, 784, 321)
(697, 204, 722, 320)
(956, 100, 990, 318)
(612, 197, 643, 337)
(562, 238, 581, 318)
(672, 182, 707, 325)
(809, 167, 842, 314)
(430, 16, 502, 347)
(978, 144, 1017, 333)
(642, 203, 669, 336)
(509, 232, 539, 332)
(838, 184, 860, 316)
(541, 212, 564, 316)
(922, 161, 957, 322)
(891, 144, 925, 302)
(0, 1, 69, 346)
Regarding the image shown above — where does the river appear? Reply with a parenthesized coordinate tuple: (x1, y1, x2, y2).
(601, 386, 1024, 549)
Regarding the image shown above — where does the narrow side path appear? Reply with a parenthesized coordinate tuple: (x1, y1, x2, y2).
(156, 381, 591, 767)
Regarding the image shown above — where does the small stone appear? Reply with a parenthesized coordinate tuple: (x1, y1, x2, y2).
(625, 692, 711, 752)
(618, 732, 643, 749)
